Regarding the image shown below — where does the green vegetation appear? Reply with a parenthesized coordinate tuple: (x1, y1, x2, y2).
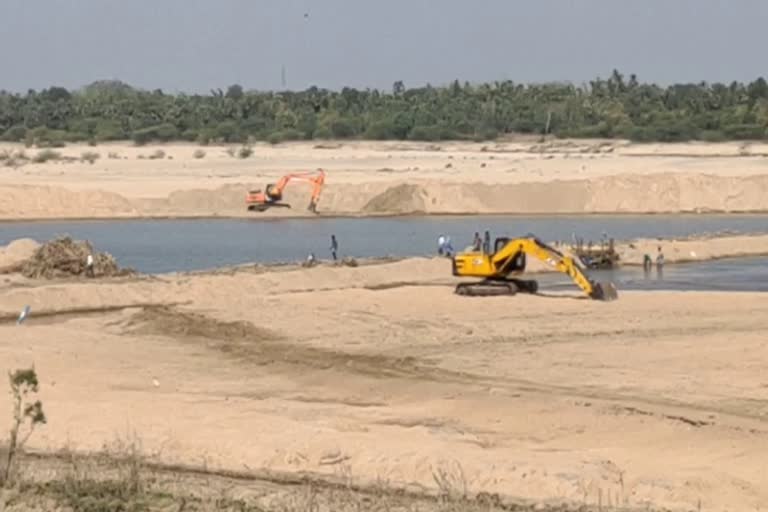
(2, 452, 570, 512)
(31, 149, 61, 163)
(0, 149, 28, 168)
(237, 145, 254, 158)
(2, 368, 46, 487)
(1, 73, 768, 145)
(80, 151, 100, 164)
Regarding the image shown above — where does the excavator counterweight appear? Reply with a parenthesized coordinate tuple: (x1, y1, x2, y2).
(452, 235, 618, 301)
(246, 169, 325, 213)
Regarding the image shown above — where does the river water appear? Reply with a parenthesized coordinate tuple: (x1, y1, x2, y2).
(1, 215, 767, 289)
(543, 255, 768, 293)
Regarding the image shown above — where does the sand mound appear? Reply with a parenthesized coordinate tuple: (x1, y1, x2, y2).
(21, 236, 133, 279)
(0, 184, 137, 219)
(0, 238, 41, 272)
(362, 184, 427, 214)
(356, 174, 768, 215)
(160, 184, 253, 213)
(340, 256, 359, 267)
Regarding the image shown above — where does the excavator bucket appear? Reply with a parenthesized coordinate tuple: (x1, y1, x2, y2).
(589, 281, 619, 301)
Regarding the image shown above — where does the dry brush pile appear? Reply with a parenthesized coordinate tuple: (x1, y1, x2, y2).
(21, 237, 133, 279)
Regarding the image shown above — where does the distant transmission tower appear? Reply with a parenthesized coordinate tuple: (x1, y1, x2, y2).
(281, 65, 287, 89)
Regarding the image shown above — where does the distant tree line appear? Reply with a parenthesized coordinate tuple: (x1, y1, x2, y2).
(1, 70, 768, 146)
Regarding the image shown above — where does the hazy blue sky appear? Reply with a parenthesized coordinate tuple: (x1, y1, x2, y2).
(0, 0, 766, 93)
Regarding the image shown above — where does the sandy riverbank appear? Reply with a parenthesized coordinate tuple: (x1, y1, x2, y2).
(1, 250, 768, 510)
(2, 139, 768, 219)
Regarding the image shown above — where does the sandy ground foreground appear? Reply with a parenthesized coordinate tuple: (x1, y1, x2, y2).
(2, 139, 768, 219)
(1, 253, 768, 511)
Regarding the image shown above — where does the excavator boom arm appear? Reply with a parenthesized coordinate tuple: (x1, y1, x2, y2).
(271, 170, 325, 196)
(491, 238, 596, 296)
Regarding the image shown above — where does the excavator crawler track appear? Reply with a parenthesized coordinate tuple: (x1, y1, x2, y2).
(247, 203, 291, 212)
(454, 279, 538, 297)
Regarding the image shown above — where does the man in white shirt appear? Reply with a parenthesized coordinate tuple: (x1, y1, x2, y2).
(86, 253, 94, 278)
(437, 235, 446, 256)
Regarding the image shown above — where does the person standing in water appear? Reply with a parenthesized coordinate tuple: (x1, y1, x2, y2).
(330, 235, 338, 261)
(643, 253, 652, 279)
(656, 246, 664, 279)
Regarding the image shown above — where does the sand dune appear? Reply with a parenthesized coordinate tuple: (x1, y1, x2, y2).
(4, 173, 768, 219)
(0, 238, 40, 273)
(2, 140, 768, 219)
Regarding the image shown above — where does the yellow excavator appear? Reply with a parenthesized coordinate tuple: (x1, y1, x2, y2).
(451, 235, 618, 301)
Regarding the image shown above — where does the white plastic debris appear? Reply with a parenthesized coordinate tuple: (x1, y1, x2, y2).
(17, 305, 30, 325)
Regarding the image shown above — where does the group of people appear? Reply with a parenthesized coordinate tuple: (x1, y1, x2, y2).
(643, 246, 665, 277)
(472, 231, 492, 253)
(437, 230, 493, 257)
(306, 234, 339, 265)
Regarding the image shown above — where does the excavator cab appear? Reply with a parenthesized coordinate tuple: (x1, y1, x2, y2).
(264, 183, 282, 201)
(246, 186, 290, 211)
(452, 237, 536, 296)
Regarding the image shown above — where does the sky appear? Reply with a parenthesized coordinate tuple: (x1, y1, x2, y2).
(0, 0, 766, 93)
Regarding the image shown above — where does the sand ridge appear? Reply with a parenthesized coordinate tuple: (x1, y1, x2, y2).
(2, 139, 768, 219)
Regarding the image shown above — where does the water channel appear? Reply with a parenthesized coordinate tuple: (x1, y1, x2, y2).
(1, 215, 767, 292)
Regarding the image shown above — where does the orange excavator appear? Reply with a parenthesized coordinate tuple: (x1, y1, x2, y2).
(245, 169, 325, 213)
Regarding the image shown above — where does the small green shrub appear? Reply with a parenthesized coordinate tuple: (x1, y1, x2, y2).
(237, 145, 253, 158)
(196, 132, 212, 145)
(1, 125, 27, 142)
(32, 149, 62, 163)
(2, 150, 29, 167)
(94, 120, 126, 141)
(131, 123, 179, 145)
(1, 368, 46, 486)
(81, 151, 100, 164)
